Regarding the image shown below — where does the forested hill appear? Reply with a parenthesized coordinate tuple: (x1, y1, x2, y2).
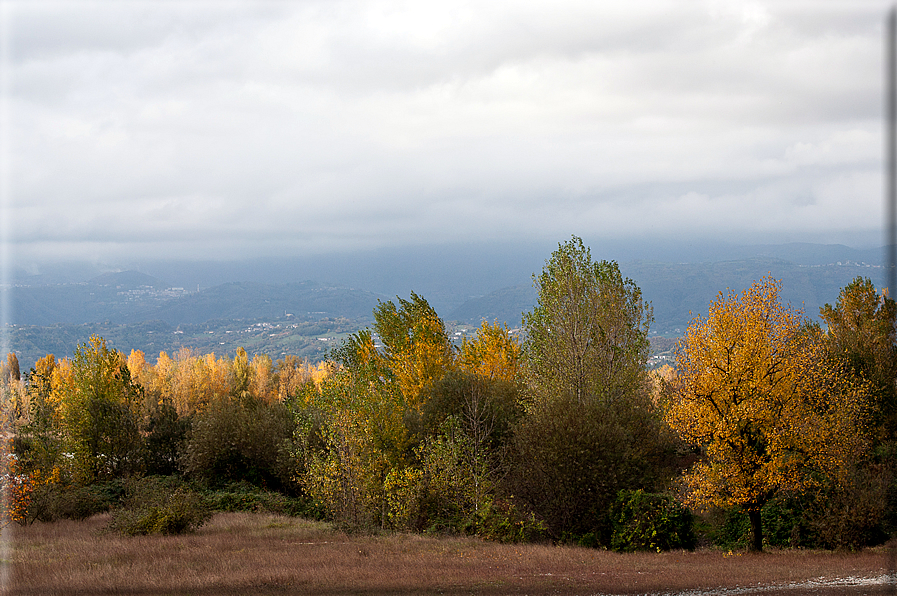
(4, 251, 884, 370)
(450, 258, 882, 335)
(6, 274, 386, 327)
(627, 259, 881, 334)
(5, 274, 387, 370)
(145, 281, 385, 325)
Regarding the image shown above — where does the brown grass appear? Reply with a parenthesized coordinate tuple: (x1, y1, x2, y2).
(4, 512, 894, 595)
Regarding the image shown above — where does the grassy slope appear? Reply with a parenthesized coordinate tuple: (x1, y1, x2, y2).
(7, 513, 891, 595)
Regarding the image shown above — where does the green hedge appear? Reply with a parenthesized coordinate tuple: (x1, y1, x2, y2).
(202, 482, 322, 518)
(610, 489, 696, 552)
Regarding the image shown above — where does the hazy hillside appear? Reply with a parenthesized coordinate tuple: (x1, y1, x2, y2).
(88, 271, 169, 288)
(448, 285, 537, 327)
(8, 272, 181, 326)
(5, 242, 887, 369)
(15, 240, 881, 314)
(9, 316, 369, 373)
(5, 275, 386, 327)
(626, 259, 881, 334)
(448, 258, 883, 334)
(142, 281, 386, 325)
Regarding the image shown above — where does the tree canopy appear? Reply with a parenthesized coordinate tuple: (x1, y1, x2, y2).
(513, 236, 668, 540)
(820, 277, 897, 441)
(666, 277, 870, 551)
(522, 236, 652, 406)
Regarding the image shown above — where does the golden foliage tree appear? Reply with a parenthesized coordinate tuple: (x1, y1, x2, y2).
(335, 293, 454, 411)
(1, 353, 26, 427)
(25, 355, 59, 434)
(820, 277, 897, 441)
(666, 278, 869, 551)
(274, 355, 329, 403)
(374, 293, 455, 410)
(167, 350, 231, 415)
(459, 321, 520, 383)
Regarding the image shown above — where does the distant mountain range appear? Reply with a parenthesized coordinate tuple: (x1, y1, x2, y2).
(6, 275, 386, 327)
(4, 241, 888, 369)
(447, 258, 882, 335)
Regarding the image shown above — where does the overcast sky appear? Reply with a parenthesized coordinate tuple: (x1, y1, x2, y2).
(0, 0, 891, 268)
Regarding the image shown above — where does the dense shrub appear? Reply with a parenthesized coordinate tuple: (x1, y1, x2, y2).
(412, 417, 492, 531)
(610, 489, 695, 552)
(416, 371, 522, 450)
(760, 494, 816, 548)
(182, 395, 298, 491)
(467, 499, 549, 543)
(803, 468, 890, 550)
(142, 402, 191, 477)
(508, 391, 673, 543)
(203, 482, 321, 518)
(705, 502, 807, 550)
(707, 479, 889, 551)
(27, 480, 127, 523)
(108, 476, 211, 536)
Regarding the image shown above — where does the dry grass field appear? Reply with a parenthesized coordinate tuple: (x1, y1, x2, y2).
(3, 512, 895, 596)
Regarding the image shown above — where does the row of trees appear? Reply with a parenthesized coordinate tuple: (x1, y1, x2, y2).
(1, 236, 895, 551)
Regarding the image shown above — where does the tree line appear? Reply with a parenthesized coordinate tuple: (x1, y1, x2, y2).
(1, 236, 894, 551)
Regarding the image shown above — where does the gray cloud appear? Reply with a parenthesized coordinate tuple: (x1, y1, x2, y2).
(4, 0, 891, 265)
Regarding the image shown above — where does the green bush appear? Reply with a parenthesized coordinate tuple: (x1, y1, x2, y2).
(108, 476, 211, 536)
(142, 402, 191, 477)
(761, 495, 816, 548)
(203, 482, 321, 518)
(509, 391, 674, 542)
(182, 395, 298, 492)
(28, 480, 127, 523)
(416, 371, 522, 450)
(706, 506, 749, 549)
(704, 503, 805, 550)
(610, 489, 696, 552)
(804, 471, 890, 550)
(469, 499, 549, 543)
(704, 488, 879, 551)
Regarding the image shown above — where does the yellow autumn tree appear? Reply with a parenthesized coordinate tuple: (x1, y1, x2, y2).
(459, 321, 520, 382)
(0, 353, 27, 428)
(666, 277, 869, 552)
(167, 350, 231, 415)
(126, 349, 165, 420)
(249, 353, 276, 403)
(335, 293, 454, 411)
(375, 293, 455, 409)
(274, 356, 329, 404)
(144, 351, 176, 406)
(26, 355, 60, 434)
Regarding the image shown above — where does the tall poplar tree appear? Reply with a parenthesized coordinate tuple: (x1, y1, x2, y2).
(513, 236, 666, 541)
(522, 236, 652, 405)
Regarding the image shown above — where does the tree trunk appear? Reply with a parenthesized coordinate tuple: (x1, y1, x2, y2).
(748, 509, 763, 552)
